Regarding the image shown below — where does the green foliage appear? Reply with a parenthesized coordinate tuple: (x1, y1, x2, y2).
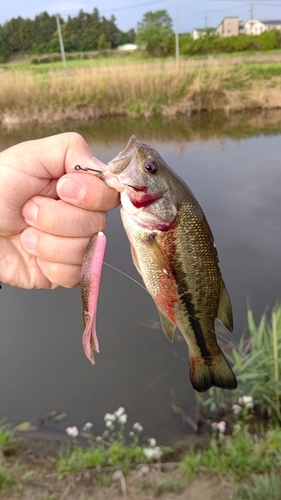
(136, 10, 174, 56)
(181, 426, 281, 481)
(57, 440, 152, 475)
(57, 444, 106, 474)
(0, 8, 128, 60)
(0, 465, 14, 490)
(0, 423, 15, 455)
(231, 473, 281, 500)
(203, 303, 281, 421)
(180, 29, 281, 56)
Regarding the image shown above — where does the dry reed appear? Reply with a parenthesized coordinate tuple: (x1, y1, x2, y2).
(0, 61, 280, 126)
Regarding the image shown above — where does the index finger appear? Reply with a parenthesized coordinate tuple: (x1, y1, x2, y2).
(57, 172, 120, 212)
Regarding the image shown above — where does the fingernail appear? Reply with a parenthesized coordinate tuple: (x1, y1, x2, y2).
(22, 201, 38, 223)
(57, 178, 86, 201)
(21, 230, 38, 249)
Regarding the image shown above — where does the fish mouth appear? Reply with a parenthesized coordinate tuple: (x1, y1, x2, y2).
(125, 184, 146, 192)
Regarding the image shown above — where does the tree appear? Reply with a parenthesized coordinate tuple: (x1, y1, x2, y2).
(100, 15, 120, 48)
(136, 10, 174, 56)
(119, 28, 136, 45)
(0, 25, 11, 62)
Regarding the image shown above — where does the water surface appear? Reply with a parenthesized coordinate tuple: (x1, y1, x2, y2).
(1, 111, 281, 443)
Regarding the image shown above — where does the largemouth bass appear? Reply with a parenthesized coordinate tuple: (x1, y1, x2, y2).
(80, 136, 237, 393)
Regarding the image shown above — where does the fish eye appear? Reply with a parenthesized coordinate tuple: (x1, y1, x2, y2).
(144, 161, 159, 174)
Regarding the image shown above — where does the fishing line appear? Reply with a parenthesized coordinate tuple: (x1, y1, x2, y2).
(103, 261, 279, 390)
(103, 261, 147, 292)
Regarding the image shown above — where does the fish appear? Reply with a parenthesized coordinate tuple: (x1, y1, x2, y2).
(80, 136, 237, 392)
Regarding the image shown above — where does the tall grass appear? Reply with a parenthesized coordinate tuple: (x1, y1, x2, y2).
(181, 426, 281, 481)
(203, 303, 281, 422)
(1, 60, 280, 126)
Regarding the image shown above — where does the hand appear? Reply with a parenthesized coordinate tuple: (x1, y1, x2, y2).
(0, 132, 119, 289)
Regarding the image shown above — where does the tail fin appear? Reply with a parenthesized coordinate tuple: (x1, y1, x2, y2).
(189, 349, 237, 392)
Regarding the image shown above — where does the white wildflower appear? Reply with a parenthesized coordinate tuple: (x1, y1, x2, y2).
(238, 395, 254, 408)
(96, 436, 102, 442)
(211, 421, 226, 434)
(82, 422, 93, 431)
(104, 413, 116, 422)
(144, 446, 163, 460)
(114, 407, 125, 418)
(232, 404, 243, 415)
(105, 420, 114, 429)
(143, 448, 156, 460)
(129, 431, 134, 437)
(118, 413, 128, 425)
(65, 426, 79, 438)
(148, 437, 157, 447)
(133, 422, 143, 433)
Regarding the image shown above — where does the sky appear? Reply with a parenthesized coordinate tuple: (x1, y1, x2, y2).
(0, 0, 281, 33)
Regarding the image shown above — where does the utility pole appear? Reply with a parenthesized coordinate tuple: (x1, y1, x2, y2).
(56, 14, 67, 70)
(250, 2, 254, 20)
(175, 0, 180, 66)
(205, 12, 208, 29)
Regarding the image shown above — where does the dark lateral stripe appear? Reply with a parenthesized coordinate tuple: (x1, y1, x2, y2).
(173, 255, 211, 359)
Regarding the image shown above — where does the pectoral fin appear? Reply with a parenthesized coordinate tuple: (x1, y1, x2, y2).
(157, 308, 176, 342)
(130, 244, 141, 274)
(217, 279, 233, 332)
(145, 234, 170, 276)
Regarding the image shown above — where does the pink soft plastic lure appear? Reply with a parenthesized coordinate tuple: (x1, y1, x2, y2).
(78, 137, 138, 364)
(81, 231, 106, 363)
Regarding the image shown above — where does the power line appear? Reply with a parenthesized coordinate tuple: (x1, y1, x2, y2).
(100, 0, 168, 14)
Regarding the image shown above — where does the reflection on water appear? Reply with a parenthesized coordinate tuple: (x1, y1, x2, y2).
(1, 112, 281, 443)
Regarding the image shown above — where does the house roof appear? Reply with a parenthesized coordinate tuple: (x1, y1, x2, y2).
(193, 27, 215, 32)
(262, 20, 281, 25)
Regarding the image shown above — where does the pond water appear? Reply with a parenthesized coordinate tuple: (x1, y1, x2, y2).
(0, 111, 281, 444)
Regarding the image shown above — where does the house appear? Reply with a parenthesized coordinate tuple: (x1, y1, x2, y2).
(117, 44, 138, 51)
(191, 28, 215, 40)
(216, 17, 244, 37)
(244, 19, 281, 35)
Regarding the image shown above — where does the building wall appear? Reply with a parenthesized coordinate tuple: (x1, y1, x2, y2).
(216, 17, 239, 37)
(244, 19, 267, 35)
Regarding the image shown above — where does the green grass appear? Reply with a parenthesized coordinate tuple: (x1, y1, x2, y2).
(0, 52, 160, 73)
(57, 444, 106, 474)
(0, 422, 16, 455)
(247, 63, 281, 78)
(140, 477, 185, 496)
(180, 426, 281, 481)
(202, 303, 281, 422)
(56, 441, 168, 476)
(231, 473, 281, 500)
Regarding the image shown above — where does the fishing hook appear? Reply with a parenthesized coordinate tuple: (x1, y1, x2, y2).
(74, 165, 102, 174)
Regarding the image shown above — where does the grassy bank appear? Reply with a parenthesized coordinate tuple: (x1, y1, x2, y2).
(1, 56, 281, 127)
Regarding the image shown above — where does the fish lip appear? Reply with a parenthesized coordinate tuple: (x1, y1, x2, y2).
(124, 183, 146, 192)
